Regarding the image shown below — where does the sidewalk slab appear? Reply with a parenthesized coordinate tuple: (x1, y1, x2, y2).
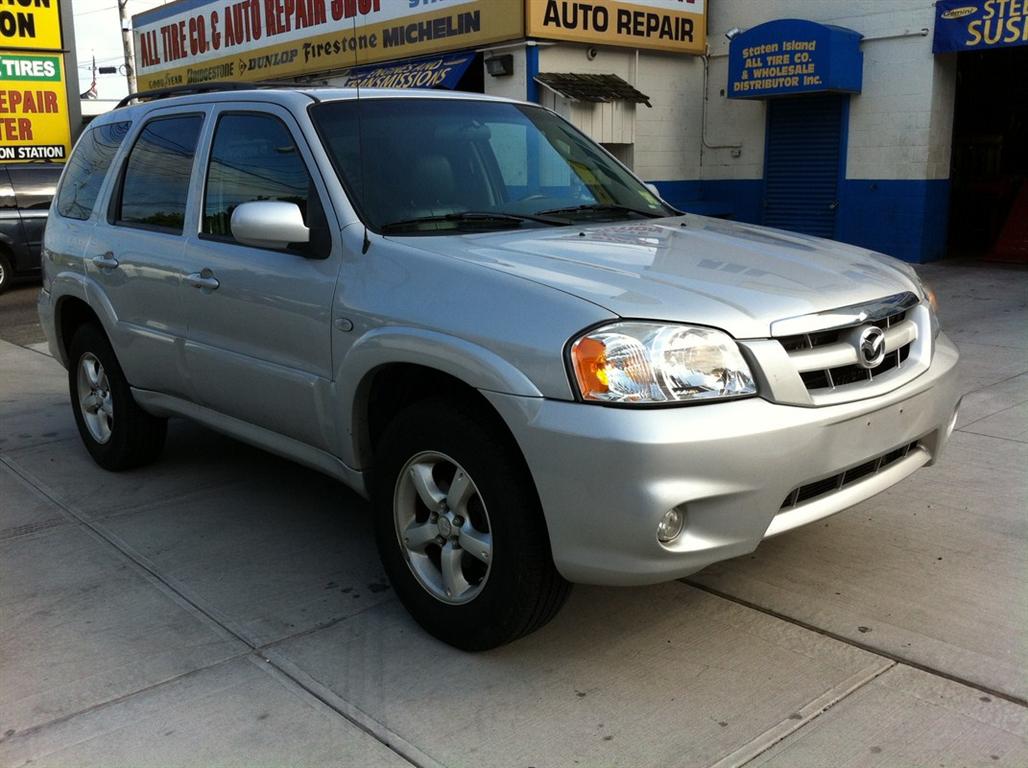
(97, 462, 393, 647)
(961, 401, 1028, 442)
(0, 463, 68, 541)
(749, 665, 1028, 767)
(0, 522, 247, 736)
(950, 341, 1028, 406)
(0, 657, 409, 768)
(269, 583, 888, 768)
(690, 429, 1028, 701)
(957, 372, 1028, 429)
(4, 421, 280, 523)
(0, 340, 75, 454)
(921, 264, 1028, 352)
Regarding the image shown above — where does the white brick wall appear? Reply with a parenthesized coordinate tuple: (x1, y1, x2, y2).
(481, 43, 530, 103)
(482, 1, 955, 185)
(536, 44, 705, 181)
(705, 0, 955, 182)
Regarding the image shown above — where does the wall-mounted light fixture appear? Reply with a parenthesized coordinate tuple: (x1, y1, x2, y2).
(725, 27, 742, 41)
(486, 54, 514, 77)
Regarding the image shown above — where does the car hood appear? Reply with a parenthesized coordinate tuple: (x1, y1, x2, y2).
(403, 214, 922, 339)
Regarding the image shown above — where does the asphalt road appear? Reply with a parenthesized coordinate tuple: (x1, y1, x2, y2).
(0, 283, 45, 347)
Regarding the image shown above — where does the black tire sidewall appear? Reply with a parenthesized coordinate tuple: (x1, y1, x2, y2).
(68, 324, 143, 470)
(373, 401, 555, 650)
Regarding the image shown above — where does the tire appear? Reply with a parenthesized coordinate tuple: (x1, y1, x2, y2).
(373, 398, 571, 651)
(0, 252, 11, 295)
(68, 323, 167, 471)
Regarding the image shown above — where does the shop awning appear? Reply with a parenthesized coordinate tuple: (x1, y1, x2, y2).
(340, 53, 475, 90)
(726, 19, 863, 100)
(534, 73, 652, 107)
(934, 0, 1028, 53)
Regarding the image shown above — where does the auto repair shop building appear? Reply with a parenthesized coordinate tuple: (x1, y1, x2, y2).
(131, 0, 1028, 264)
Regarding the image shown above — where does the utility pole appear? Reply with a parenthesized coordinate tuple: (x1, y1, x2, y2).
(118, 0, 137, 94)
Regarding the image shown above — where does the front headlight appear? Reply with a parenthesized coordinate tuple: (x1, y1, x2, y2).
(920, 277, 940, 314)
(569, 322, 757, 405)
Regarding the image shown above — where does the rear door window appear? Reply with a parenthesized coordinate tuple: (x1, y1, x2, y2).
(55, 121, 131, 220)
(116, 115, 203, 233)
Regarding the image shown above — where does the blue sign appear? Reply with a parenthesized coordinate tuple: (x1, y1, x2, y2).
(341, 53, 475, 90)
(727, 19, 863, 100)
(933, 0, 1028, 53)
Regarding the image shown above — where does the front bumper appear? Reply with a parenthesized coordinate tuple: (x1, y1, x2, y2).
(485, 333, 961, 586)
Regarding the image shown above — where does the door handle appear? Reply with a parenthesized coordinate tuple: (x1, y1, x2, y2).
(92, 252, 119, 269)
(185, 269, 220, 291)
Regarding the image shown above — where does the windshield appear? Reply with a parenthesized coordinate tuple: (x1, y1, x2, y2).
(310, 98, 674, 234)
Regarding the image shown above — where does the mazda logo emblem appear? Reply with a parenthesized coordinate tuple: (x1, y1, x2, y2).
(857, 326, 887, 369)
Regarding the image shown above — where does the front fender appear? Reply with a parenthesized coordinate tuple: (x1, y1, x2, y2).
(335, 326, 543, 468)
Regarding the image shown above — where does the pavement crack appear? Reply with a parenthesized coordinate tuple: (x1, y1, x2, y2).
(0, 454, 428, 768)
(703, 660, 896, 768)
(684, 579, 1028, 708)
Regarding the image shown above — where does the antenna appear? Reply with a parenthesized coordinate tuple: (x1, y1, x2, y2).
(352, 11, 371, 255)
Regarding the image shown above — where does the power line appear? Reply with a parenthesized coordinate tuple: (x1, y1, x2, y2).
(74, 5, 119, 16)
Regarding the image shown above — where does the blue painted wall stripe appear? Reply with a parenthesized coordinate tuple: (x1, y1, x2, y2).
(525, 44, 540, 103)
(649, 178, 950, 264)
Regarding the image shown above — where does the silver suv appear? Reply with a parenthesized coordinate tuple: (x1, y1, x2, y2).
(39, 86, 961, 650)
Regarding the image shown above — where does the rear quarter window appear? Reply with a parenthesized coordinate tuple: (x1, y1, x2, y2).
(56, 121, 131, 221)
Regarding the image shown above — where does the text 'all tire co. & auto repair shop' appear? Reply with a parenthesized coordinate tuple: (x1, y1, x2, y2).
(131, 0, 1027, 264)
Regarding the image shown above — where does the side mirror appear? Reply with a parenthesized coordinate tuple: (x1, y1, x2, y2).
(230, 201, 309, 250)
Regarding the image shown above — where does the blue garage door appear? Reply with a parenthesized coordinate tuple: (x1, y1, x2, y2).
(763, 95, 846, 238)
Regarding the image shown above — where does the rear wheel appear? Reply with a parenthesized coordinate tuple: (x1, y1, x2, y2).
(68, 324, 167, 470)
(373, 399, 571, 650)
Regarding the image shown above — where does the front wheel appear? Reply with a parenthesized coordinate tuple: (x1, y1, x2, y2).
(68, 324, 167, 471)
(373, 399, 571, 650)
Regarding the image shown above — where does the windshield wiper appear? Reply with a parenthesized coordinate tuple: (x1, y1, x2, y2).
(534, 203, 664, 219)
(380, 211, 568, 233)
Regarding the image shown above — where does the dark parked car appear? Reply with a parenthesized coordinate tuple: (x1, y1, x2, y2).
(0, 163, 63, 294)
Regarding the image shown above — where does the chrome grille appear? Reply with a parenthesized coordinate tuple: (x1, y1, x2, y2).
(779, 308, 916, 392)
(779, 441, 919, 510)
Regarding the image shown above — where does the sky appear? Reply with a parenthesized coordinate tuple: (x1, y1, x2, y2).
(71, 0, 168, 101)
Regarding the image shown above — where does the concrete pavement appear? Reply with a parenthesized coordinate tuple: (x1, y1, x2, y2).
(1, 263, 1026, 767)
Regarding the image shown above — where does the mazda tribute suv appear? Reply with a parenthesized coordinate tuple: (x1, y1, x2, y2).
(38, 86, 961, 650)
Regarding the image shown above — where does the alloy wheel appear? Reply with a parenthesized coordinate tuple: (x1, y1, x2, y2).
(393, 450, 493, 604)
(77, 352, 114, 444)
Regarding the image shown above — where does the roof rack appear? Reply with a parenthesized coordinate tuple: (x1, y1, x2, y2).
(115, 81, 319, 109)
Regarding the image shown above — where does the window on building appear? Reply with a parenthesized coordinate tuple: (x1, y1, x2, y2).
(116, 115, 203, 233)
(203, 113, 313, 241)
(56, 121, 131, 221)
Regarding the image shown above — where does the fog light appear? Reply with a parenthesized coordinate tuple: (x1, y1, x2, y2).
(657, 507, 685, 543)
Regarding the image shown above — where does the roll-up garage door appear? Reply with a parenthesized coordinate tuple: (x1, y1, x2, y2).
(762, 95, 846, 238)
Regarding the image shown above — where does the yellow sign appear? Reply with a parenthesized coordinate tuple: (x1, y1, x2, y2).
(526, 0, 706, 54)
(0, 52, 71, 162)
(0, 0, 63, 51)
(133, 0, 524, 92)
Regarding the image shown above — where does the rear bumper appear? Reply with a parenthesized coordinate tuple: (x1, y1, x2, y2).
(485, 333, 961, 586)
